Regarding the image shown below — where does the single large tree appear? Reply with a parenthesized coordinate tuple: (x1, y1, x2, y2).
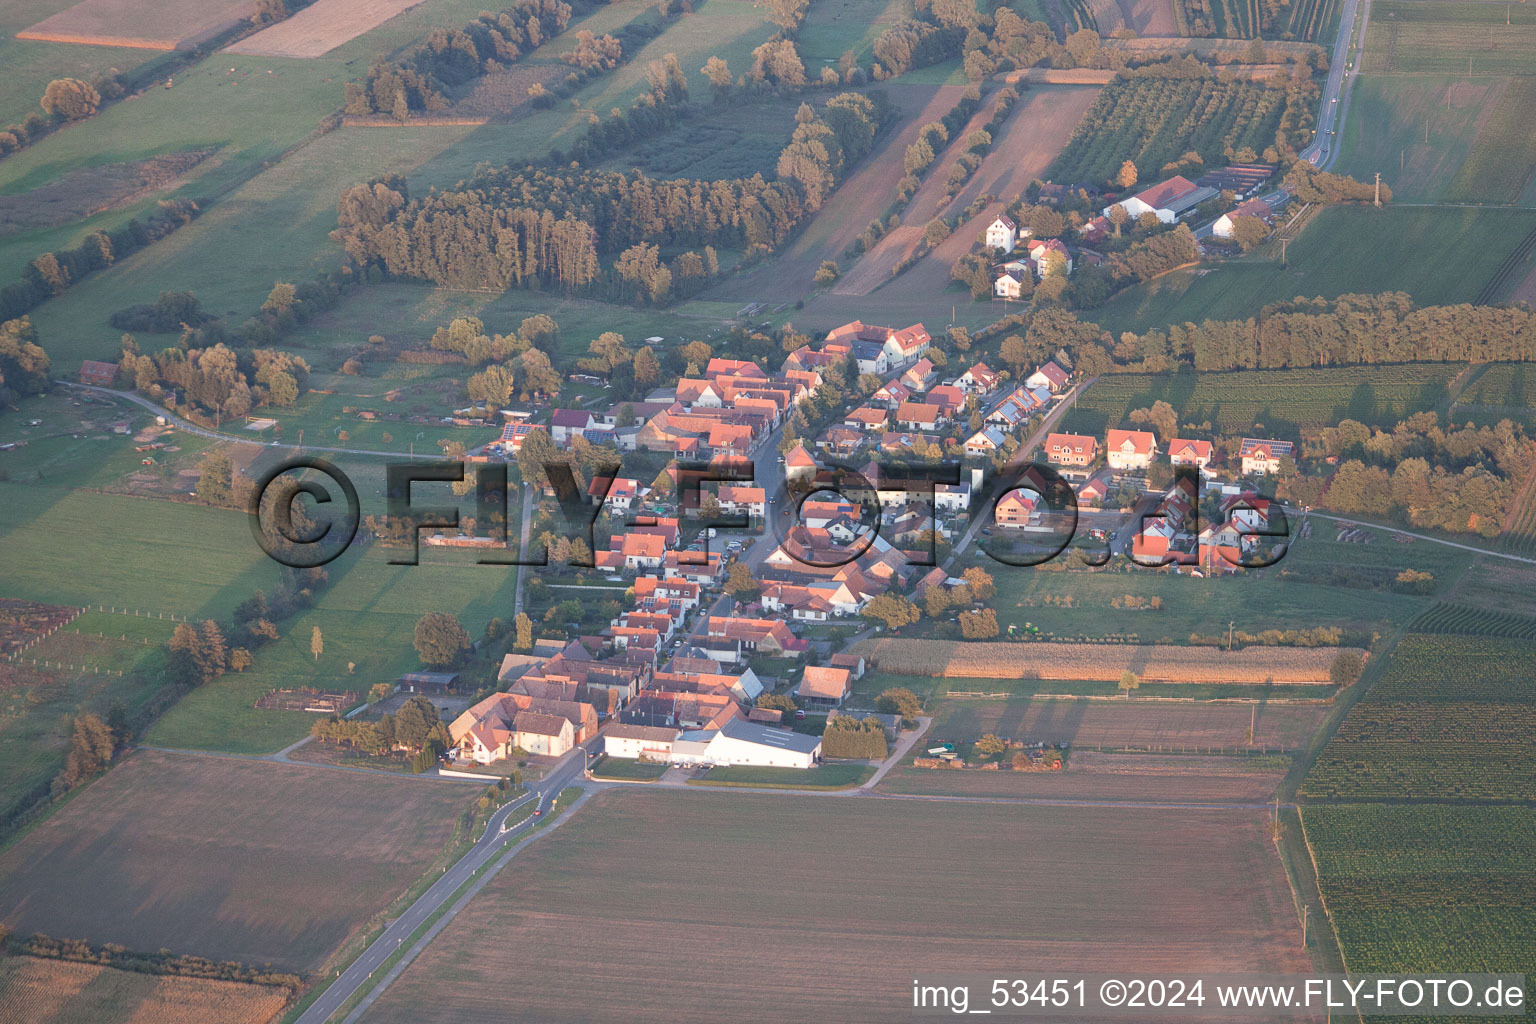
(310, 626, 324, 661)
(414, 612, 471, 666)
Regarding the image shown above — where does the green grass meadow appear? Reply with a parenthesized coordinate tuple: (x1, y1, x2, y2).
(1093, 206, 1536, 335)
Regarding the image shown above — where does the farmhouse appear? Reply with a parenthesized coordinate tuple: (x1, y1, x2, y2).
(78, 360, 117, 386)
(549, 409, 596, 445)
(678, 717, 822, 769)
(1239, 438, 1293, 475)
(513, 712, 574, 757)
(826, 320, 931, 367)
(602, 723, 677, 760)
(985, 214, 1019, 251)
(1105, 428, 1157, 471)
(1103, 176, 1213, 224)
(1212, 197, 1276, 239)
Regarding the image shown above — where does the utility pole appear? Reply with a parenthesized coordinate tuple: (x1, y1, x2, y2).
(1280, 236, 1289, 267)
(1373, 172, 1382, 208)
(1302, 905, 1310, 948)
(1228, 619, 1235, 650)
(1250, 701, 1256, 743)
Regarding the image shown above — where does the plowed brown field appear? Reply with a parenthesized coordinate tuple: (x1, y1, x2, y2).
(360, 789, 1318, 1024)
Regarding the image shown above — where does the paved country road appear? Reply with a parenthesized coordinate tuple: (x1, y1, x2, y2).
(295, 745, 591, 1024)
(1196, 0, 1373, 237)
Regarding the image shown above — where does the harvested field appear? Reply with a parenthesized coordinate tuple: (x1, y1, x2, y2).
(707, 82, 961, 301)
(0, 151, 212, 235)
(225, 0, 424, 58)
(18, 0, 254, 50)
(1083, 0, 1176, 35)
(0, 957, 288, 1024)
(833, 85, 1097, 297)
(853, 638, 1362, 684)
(926, 697, 1329, 752)
(888, 85, 1101, 297)
(832, 90, 1007, 296)
(878, 751, 1290, 800)
(360, 789, 1316, 1024)
(0, 749, 476, 971)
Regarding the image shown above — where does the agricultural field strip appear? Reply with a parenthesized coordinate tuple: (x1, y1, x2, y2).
(1303, 635, 1536, 801)
(856, 638, 1358, 682)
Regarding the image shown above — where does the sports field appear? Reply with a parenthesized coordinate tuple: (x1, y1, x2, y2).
(0, 957, 289, 1024)
(0, 749, 476, 971)
(359, 789, 1316, 1023)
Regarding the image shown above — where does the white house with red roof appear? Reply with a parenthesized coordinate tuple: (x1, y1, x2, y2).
(1104, 175, 1202, 224)
(1026, 361, 1070, 393)
(994, 489, 1038, 528)
(954, 362, 1001, 395)
(1105, 428, 1157, 471)
(549, 409, 595, 445)
(1025, 238, 1073, 277)
(1212, 197, 1276, 239)
(1238, 438, 1293, 476)
(985, 214, 1019, 252)
(1168, 438, 1214, 472)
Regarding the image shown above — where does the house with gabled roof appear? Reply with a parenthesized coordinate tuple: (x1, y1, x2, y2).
(1104, 175, 1204, 225)
(965, 426, 1007, 457)
(1105, 428, 1157, 471)
(895, 401, 944, 431)
(1043, 432, 1097, 472)
(1026, 361, 1070, 393)
(796, 665, 851, 707)
(925, 384, 966, 417)
(900, 358, 936, 392)
(1168, 438, 1214, 472)
(872, 379, 912, 408)
(954, 361, 1001, 395)
(1239, 438, 1293, 476)
(985, 214, 1019, 252)
(1212, 197, 1276, 239)
(845, 406, 889, 432)
(994, 489, 1037, 529)
(549, 409, 595, 445)
(705, 357, 767, 381)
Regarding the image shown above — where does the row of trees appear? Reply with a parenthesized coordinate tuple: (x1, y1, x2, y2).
(1, 199, 198, 323)
(311, 695, 451, 767)
(335, 92, 881, 296)
(345, 0, 579, 116)
(1011, 295, 1536, 379)
(116, 337, 311, 418)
